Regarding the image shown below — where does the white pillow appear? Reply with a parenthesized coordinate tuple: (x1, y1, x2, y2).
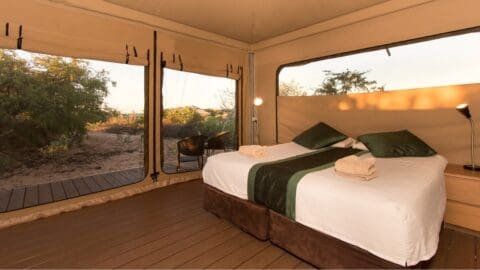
(331, 137, 355, 148)
(352, 141, 369, 151)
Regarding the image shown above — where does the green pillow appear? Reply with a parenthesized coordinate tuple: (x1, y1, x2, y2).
(357, 130, 436, 157)
(293, 122, 347, 149)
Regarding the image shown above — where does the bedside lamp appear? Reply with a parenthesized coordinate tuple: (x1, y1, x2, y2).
(456, 103, 479, 171)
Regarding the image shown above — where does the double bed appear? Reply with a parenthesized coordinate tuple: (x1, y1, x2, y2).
(202, 141, 447, 268)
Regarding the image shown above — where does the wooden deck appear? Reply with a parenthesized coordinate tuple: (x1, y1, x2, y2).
(0, 179, 477, 268)
(0, 167, 144, 213)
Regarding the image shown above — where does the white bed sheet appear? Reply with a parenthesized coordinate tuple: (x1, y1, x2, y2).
(202, 142, 447, 266)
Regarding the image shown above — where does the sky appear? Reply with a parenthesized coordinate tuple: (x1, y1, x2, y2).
(279, 32, 480, 95)
(162, 68, 235, 109)
(10, 31, 480, 111)
(87, 60, 145, 113)
(14, 50, 235, 112)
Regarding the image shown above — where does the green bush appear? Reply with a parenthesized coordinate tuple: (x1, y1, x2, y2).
(0, 49, 110, 171)
(164, 106, 202, 125)
(163, 106, 236, 148)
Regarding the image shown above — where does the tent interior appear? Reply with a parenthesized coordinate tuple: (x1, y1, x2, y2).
(1, 0, 480, 268)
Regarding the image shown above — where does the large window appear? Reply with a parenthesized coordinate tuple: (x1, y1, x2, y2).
(278, 31, 480, 96)
(0, 49, 145, 212)
(161, 68, 237, 173)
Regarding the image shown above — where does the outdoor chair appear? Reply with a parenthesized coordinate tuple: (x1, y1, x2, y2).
(177, 135, 207, 172)
(205, 131, 230, 156)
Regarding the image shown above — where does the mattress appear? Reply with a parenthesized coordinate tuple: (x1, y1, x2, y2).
(202, 142, 447, 266)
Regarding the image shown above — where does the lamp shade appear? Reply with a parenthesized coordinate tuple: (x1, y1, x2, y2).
(456, 103, 471, 119)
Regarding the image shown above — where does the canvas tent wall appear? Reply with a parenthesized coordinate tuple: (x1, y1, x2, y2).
(253, 0, 480, 165)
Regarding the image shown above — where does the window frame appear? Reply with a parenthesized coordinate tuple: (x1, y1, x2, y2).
(159, 67, 240, 175)
(274, 26, 480, 142)
(0, 49, 149, 209)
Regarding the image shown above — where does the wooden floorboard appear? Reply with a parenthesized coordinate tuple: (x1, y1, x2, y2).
(2, 191, 205, 267)
(179, 230, 256, 268)
(0, 168, 144, 213)
(0, 189, 12, 212)
(73, 178, 91, 196)
(7, 187, 25, 211)
(266, 252, 304, 269)
(0, 179, 478, 269)
(23, 185, 39, 208)
(91, 174, 112, 191)
(112, 171, 131, 186)
(50, 181, 66, 201)
(62, 179, 79, 199)
(443, 230, 476, 268)
(207, 234, 272, 268)
(237, 243, 285, 269)
(100, 173, 123, 188)
(37, 183, 53, 205)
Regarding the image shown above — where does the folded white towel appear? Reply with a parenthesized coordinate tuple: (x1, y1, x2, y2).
(334, 155, 376, 176)
(335, 169, 378, 181)
(239, 145, 267, 158)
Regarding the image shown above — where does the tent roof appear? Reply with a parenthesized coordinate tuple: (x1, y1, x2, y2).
(104, 0, 388, 43)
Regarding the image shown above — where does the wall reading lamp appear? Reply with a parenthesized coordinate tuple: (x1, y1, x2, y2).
(252, 97, 263, 144)
(456, 103, 479, 171)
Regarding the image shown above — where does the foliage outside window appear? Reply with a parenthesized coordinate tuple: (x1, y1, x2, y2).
(161, 68, 236, 173)
(279, 31, 480, 96)
(0, 49, 145, 197)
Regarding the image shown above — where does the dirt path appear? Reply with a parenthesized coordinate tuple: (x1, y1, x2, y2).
(0, 132, 144, 191)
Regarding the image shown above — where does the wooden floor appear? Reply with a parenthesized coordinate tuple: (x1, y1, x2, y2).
(0, 167, 144, 213)
(0, 179, 477, 269)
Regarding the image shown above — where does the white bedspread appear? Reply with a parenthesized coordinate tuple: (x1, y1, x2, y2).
(202, 142, 447, 266)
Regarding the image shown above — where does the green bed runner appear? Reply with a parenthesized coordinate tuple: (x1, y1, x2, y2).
(247, 147, 368, 219)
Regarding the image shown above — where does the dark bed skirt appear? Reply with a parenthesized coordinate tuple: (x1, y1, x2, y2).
(203, 183, 269, 240)
(268, 210, 410, 268)
(203, 183, 429, 268)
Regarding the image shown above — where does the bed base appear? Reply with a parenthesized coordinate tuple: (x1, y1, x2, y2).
(203, 183, 429, 268)
(268, 210, 420, 268)
(203, 184, 269, 240)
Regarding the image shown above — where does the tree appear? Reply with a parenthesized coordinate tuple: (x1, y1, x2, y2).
(0, 49, 110, 170)
(314, 69, 384, 96)
(217, 87, 235, 110)
(279, 79, 307, 96)
(163, 106, 202, 125)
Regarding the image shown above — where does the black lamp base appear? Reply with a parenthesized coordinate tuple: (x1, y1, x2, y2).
(463, 164, 480, 171)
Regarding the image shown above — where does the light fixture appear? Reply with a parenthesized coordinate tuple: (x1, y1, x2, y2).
(252, 97, 263, 144)
(456, 103, 479, 171)
(253, 97, 263, 107)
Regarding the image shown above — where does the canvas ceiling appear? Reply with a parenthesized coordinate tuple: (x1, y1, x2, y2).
(104, 0, 389, 43)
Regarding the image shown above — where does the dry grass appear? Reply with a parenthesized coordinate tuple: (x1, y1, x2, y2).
(88, 113, 144, 134)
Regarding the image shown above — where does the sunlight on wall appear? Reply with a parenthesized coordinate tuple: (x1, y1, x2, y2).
(334, 84, 468, 111)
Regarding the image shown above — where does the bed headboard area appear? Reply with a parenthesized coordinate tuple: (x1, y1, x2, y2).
(277, 83, 480, 165)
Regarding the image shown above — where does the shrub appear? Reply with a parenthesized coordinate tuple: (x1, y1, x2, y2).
(162, 106, 236, 148)
(0, 49, 110, 171)
(88, 112, 144, 135)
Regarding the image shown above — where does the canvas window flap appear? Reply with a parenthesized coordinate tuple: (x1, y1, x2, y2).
(17, 25, 149, 66)
(163, 60, 242, 80)
(0, 22, 18, 50)
(0, 20, 150, 66)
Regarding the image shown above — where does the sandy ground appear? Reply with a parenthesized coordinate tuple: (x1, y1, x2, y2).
(0, 132, 144, 191)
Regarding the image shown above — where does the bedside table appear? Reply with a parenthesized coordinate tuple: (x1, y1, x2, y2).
(444, 164, 480, 231)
